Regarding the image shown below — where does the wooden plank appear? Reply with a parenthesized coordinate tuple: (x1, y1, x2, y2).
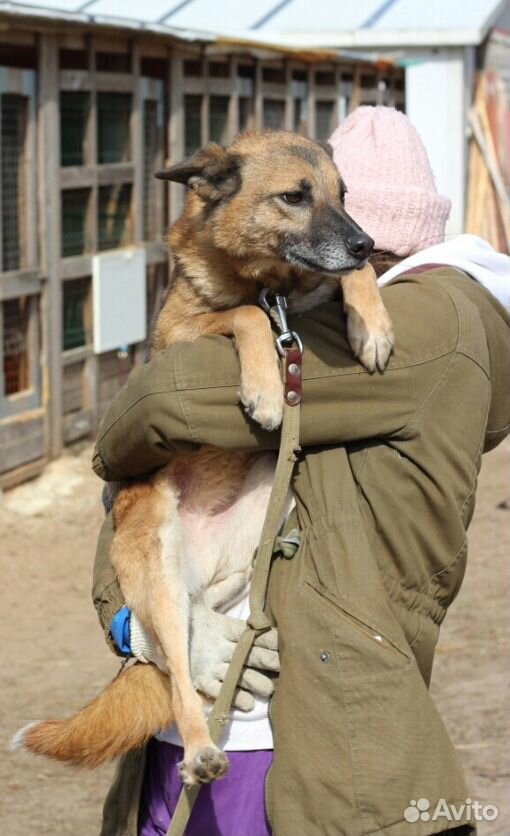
(62, 344, 93, 366)
(86, 36, 98, 254)
(24, 69, 38, 269)
(96, 163, 135, 185)
(0, 456, 46, 490)
(62, 359, 84, 413)
(284, 60, 293, 131)
(307, 66, 316, 138)
(470, 105, 510, 247)
(228, 57, 238, 141)
(83, 353, 99, 434)
(254, 61, 263, 130)
(201, 59, 209, 145)
(60, 166, 95, 189)
(168, 52, 185, 224)
(0, 411, 45, 473)
(0, 270, 42, 300)
(63, 407, 94, 444)
(132, 42, 144, 244)
(350, 65, 362, 112)
(59, 70, 92, 92)
(181, 77, 205, 96)
(38, 33, 62, 460)
(95, 72, 135, 93)
(59, 254, 93, 280)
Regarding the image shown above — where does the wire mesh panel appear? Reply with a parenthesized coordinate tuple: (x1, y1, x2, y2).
(61, 188, 90, 257)
(2, 297, 30, 395)
(1, 94, 27, 272)
(98, 184, 133, 251)
(263, 99, 285, 130)
(97, 93, 132, 164)
(96, 52, 131, 73)
(209, 96, 230, 145)
(208, 62, 229, 78)
(143, 100, 159, 241)
(184, 94, 202, 156)
(60, 91, 90, 166)
(62, 277, 91, 351)
(315, 100, 335, 140)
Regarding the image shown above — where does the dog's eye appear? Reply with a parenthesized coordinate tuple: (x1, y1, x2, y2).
(281, 191, 304, 205)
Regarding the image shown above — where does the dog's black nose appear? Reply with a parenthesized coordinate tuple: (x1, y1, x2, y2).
(346, 232, 374, 260)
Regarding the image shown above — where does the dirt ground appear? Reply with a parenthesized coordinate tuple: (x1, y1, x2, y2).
(0, 440, 508, 835)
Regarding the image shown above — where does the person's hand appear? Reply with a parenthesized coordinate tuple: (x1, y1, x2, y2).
(129, 591, 279, 711)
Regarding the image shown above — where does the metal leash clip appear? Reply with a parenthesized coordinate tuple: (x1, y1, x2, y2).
(259, 288, 304, 356)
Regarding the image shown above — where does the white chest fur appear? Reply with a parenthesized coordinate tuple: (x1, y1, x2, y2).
(170, 453, 293, 601)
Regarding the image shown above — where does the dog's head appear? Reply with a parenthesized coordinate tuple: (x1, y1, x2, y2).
(156, 131, 373, 284)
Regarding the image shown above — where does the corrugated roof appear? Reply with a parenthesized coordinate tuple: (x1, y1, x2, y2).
(0, 0, 506, 47)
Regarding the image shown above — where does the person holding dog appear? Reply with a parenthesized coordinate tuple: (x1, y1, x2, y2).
(91, 107, 509, 836)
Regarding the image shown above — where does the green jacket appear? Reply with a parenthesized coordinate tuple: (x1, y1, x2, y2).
(92, 268, 509, 836)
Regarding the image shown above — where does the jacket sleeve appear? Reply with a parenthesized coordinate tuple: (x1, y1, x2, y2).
(92, 511, 125, 656)
(91, 271, 506, 481)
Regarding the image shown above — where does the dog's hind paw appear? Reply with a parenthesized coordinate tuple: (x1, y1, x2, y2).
(179, 746, 229, 786)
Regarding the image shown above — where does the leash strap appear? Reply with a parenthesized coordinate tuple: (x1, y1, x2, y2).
(166, 342, 302, 836)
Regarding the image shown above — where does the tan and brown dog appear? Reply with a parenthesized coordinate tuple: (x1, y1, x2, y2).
(16, 130, 393, 784)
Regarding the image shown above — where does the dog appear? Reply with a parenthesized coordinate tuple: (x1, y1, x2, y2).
(15, 130, 393, 785)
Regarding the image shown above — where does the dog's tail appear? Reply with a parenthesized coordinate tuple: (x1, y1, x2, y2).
(11, 663, 173, 768)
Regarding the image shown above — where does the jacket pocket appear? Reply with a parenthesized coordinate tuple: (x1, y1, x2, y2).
(303, 579, 412, 676)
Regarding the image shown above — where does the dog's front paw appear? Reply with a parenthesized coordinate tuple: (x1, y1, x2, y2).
(347, 305, 394, 373)
(179, 746, 229, 786)
(240, 374, 284, 431)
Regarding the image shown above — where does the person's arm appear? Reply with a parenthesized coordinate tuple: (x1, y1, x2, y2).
(92, 512, 125, 655)
(92, 274, 462, 482)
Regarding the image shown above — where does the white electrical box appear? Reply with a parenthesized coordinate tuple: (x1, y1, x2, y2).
(92, 248, 147, 354)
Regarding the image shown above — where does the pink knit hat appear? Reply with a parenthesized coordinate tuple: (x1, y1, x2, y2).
(328, 106, 451, 257)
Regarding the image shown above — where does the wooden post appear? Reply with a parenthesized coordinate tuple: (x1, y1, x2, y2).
(38, 33, 63, 459)
(201, 56, 209, 145)
(168, 51, 184, 225)
(132, 42, 147, 371)
(307, 66, 316, 138)
(254, 60, 263, 130)
(284, 60, 293, 131)
(228, 56, 238, 140)
(132, 40, 144, 244)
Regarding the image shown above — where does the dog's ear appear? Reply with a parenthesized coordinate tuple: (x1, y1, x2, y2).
(155, 144, 241, 201)
(315, 140, 334, 159)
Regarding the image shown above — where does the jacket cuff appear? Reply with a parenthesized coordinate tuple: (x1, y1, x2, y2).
(130, 613, 167, 670)
(92, 447, 112, 481)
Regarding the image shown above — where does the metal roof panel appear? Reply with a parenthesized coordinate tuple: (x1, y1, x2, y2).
(0, 0, 505, 46)
(371, 0, 503, 30)
(248, 0, 383, 32)
(159, 0, 276, 30)
(86, 0, 176, 24)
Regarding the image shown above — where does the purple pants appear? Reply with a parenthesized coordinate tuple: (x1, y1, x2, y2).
(138, 740, 273, 836)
